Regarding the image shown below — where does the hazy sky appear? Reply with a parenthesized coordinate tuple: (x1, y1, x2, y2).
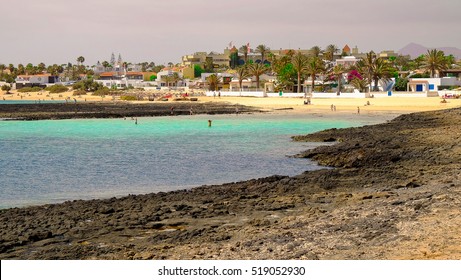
(1, 0, 460, 66)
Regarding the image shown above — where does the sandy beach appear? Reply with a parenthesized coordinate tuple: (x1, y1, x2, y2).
(2, 89, 460, 116)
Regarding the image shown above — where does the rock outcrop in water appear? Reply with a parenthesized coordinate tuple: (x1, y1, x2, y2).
(0, 102, 261, 120)
(1, 107, 461, 259)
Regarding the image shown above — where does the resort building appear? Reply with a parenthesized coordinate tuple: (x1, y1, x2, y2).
(181, 49, 232, 68)
(15, 74, 60, 89)
(335, 56, 360, 67)
(407, 77, 461, 93)
(95, 71, 147, 89)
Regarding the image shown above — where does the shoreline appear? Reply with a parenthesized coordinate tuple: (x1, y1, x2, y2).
(1, 95, 461, 259)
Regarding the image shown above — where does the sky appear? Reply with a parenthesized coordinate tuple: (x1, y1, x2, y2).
(1, 0, 460, 66)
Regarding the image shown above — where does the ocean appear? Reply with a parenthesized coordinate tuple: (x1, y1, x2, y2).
(0, 113, 383, 209)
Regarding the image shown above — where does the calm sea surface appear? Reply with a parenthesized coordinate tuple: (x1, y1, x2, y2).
(0, 113, 381, 208)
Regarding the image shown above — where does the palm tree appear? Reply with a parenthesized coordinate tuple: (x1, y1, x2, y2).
(247, 63, 269, 90)
(204, 57, 214, 72)
(350, 77, 369, 92)
(37, 62, 46, 73)
(206, 74, 221, 91)
(305, 57, 326, 93)
(310, 46, 322, 57)
(324, 44, 339, 61)
(161, 75, 172, 87)
(77, 56, 85, 66)
(291, 52, 309, 93)
(235, 65, 250, 92)
(239, 45, 249, 63)
(422, 49, 448, 78)
(330, 64, 347, 95)
(256, 44, 270, 64)
(358, 52, 393, 92)
(170, 72, 182, 87)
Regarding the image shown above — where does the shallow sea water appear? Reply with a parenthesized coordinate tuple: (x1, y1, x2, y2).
(0, 113, 383, 208)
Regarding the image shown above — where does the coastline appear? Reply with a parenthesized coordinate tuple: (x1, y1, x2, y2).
(1, 94, 461, 259)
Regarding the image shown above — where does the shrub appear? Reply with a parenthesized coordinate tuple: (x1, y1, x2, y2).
(409, 73, 430, 79)
(73, 90, 86, 96)
(18, 86, 43, 92)
(46, 84, 69, 93)
(93, 87, 113, 96)
(1, 84, 11, 93)
(72, 79, 104, 92)
(120, 95, 137, 101)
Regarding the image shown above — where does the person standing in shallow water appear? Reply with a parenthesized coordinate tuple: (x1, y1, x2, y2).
(208, 120, 212, 127)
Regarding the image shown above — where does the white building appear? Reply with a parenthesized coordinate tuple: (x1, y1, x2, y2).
(335, 56, 360, 67)
(15, 74, 60, 89)
(407, 77, 461, 93)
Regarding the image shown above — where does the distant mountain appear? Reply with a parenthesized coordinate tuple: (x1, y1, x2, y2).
(398, 43, 461, 59)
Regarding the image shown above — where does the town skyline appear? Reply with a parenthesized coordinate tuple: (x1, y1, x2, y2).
(1, 0, 460, 65)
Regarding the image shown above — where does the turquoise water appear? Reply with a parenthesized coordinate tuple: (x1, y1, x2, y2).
(0, 114, 376, 209)
(0, 100, 66, 104)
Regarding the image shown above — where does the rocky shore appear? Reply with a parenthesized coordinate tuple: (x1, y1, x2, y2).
(0, 101, 262, 120)
(1, 106, 461, 259)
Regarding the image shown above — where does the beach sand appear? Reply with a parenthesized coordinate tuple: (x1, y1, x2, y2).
(2, 89, 460, 116)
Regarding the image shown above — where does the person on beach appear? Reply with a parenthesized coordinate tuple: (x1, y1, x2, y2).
(170, 107, 175, 115)
(357, 106, 360, 114)
(218, 91, 221, 98)
(208, 119, 212, 127)
(135, 118, 138, 125)
(331, 104, 334, 111)
(190, 107, 193, 115)
(333, 105, 336, 111)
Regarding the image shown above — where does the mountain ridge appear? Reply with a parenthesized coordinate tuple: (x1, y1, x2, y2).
(398, 42, 461, 59)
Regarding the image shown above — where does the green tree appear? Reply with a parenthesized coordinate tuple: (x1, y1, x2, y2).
(324, 44, 339, 61)
(17, 64, 25, 75)
(330, 64, 347, 95)
(194, 64, 204, 78)
(239, 45, 249, 63)
(229, 48, 239, 69)
(291, 52, 309, 93)
(204, 57, 214, 72)
(25, 63, 36, 75)
(1, 84, 11, 93)
(310, 46, 322, 57)
(161, 74, 172, 87)
(350, 77, 369, 92)
(206, 74, 221, 91)
(256, 44, 270, 64)
(422, 49, 448, 78)
(171, 72, 182, 87)
(77, 56, 85, 66)
(247, 62, 269, 90)
(394, 77, 408, 91)
(358, 51, 394, 91)
(305, 57, 326, 93)
(235, 65, 250, 92)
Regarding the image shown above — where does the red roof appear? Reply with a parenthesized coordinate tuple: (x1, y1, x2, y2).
(100, 72, 115, 77)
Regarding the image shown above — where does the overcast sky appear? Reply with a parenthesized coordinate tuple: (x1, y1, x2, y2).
(1, 0, 460, 66)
